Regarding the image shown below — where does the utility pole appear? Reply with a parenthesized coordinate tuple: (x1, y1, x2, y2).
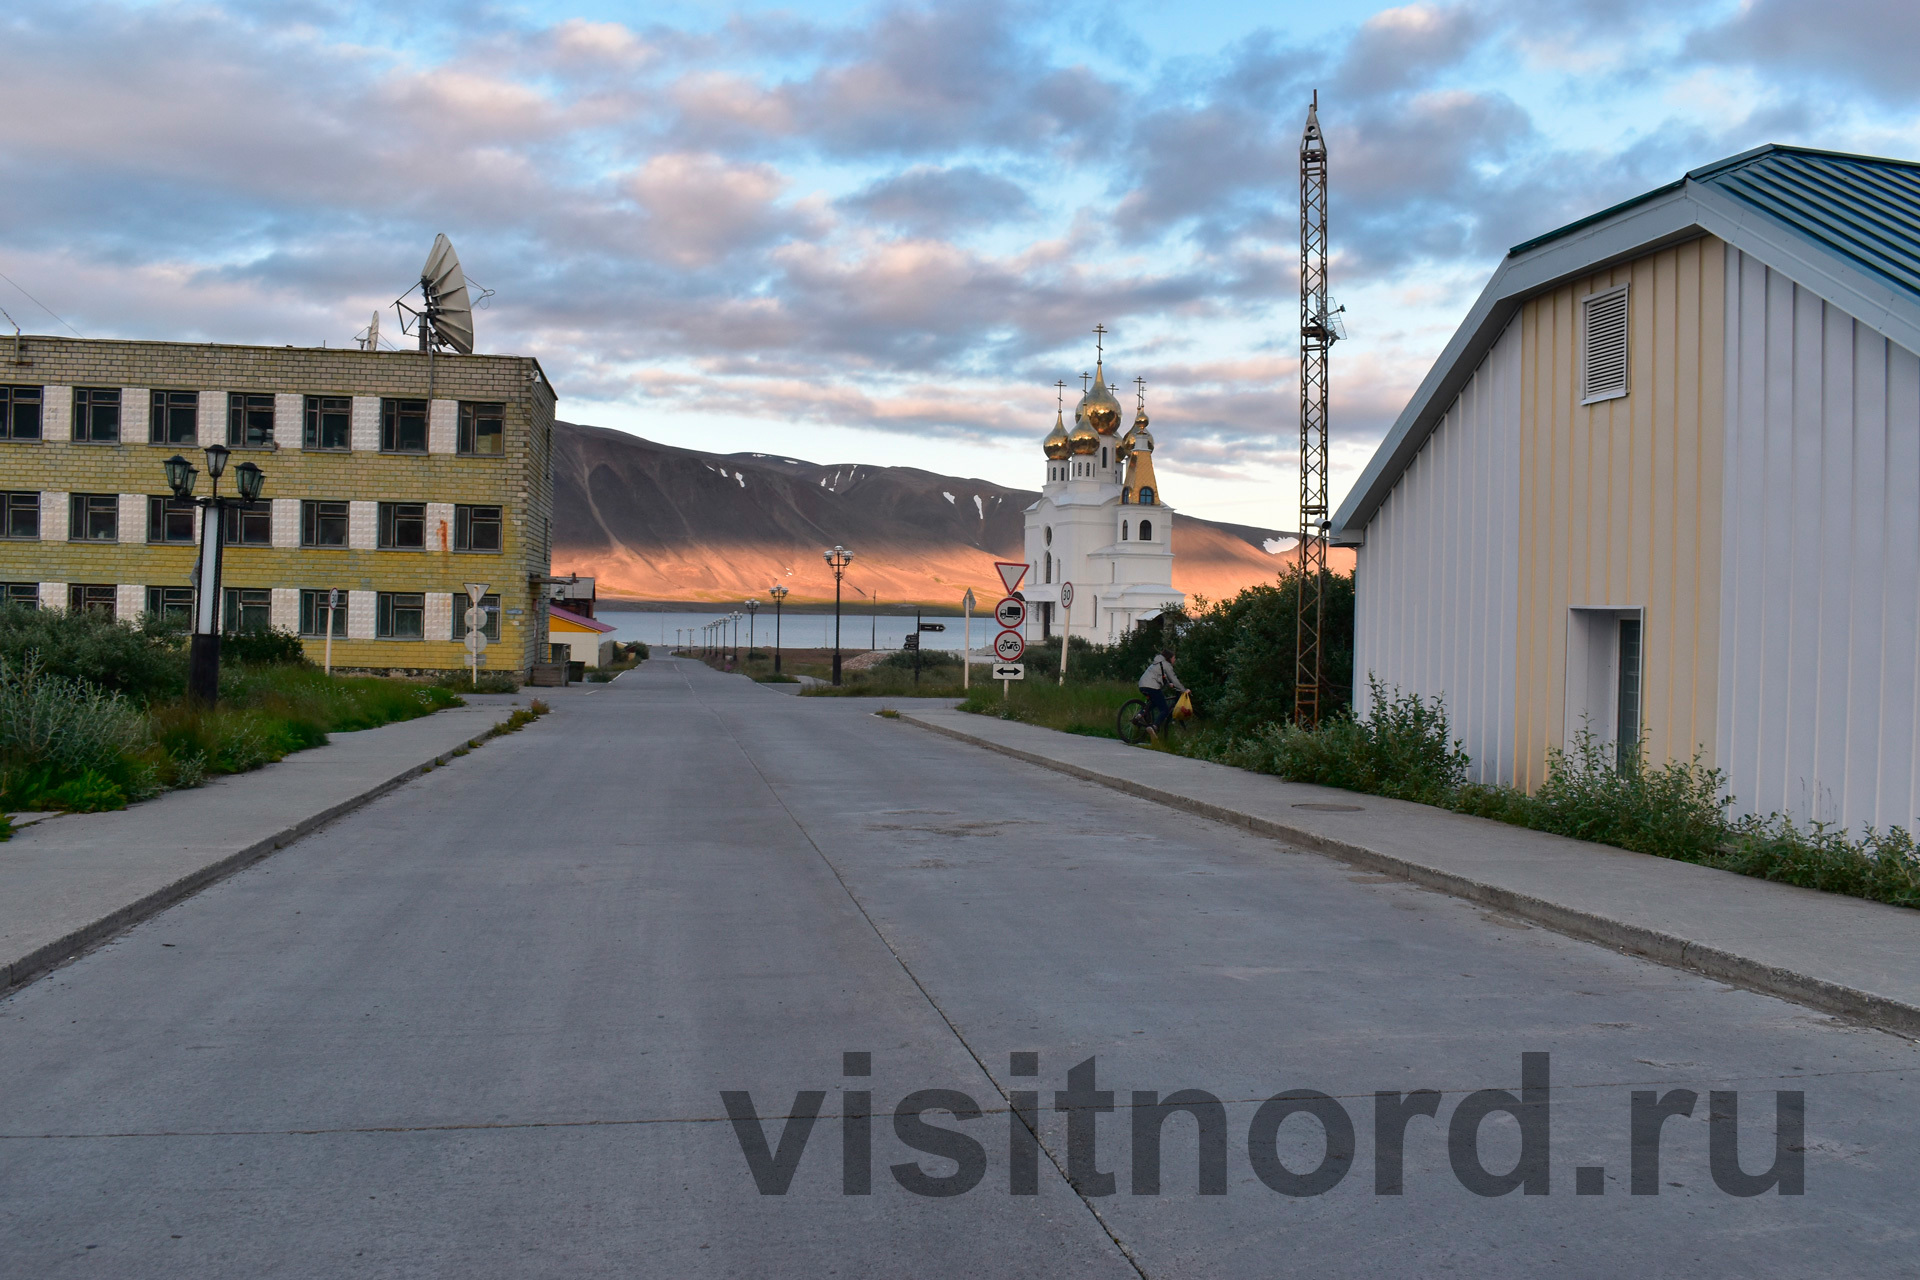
(1295, 91, 1335, 728)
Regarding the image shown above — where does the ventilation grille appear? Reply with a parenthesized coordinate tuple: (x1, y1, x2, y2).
(1582, 287, 1629, 404)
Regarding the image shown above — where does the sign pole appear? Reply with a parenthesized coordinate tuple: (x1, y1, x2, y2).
(1058, 581, 1073, 686)
(961, 588, 974, 690)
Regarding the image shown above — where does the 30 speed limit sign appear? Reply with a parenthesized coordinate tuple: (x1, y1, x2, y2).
(993, 629, 1026, 661)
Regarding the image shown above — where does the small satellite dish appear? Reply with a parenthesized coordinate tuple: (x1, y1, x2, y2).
(393, 234, 488, 355)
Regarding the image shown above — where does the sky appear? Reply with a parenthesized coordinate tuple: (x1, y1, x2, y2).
(2, 0, 1918, 529)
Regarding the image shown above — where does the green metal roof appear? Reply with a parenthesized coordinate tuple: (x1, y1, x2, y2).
(1513, 145, 1920, 299)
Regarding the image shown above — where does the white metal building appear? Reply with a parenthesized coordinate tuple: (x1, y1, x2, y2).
(1332, 145, 1920, 833)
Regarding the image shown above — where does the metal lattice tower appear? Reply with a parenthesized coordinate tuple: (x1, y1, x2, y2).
(1294, 92, 1331, 727)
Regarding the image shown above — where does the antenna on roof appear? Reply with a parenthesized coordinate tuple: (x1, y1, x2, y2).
(355, 309, 381, 352)
(392, 234, 492, 356)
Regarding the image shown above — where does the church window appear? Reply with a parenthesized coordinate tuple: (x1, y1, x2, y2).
(1101, 447, 1108, 468)
(1120, 521, 1128, 540)
(1044, 526, 1052, 546)
(1139, 519, 1153, 541)
(1140, 485, 1155, 505)
(1045, 552, 1052, 583)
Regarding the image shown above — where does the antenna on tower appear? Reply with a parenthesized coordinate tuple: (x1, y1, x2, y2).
(1295, 90, 1334, 728)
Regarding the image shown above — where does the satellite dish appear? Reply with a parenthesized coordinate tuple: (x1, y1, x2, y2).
(392, 234, 487, 356)
(356, 309, 380, 352)
(419, 233, 474, 355)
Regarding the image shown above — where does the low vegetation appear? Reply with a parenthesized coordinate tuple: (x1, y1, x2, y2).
(957, 678, 1139, 736)
(0, 604, 463, 820)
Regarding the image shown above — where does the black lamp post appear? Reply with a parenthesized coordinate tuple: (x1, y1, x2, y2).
(166, 444, 265, 705)
(823, 544, 853, 685)
(743, 598, 759, 658)
(769, 584, 788, 673)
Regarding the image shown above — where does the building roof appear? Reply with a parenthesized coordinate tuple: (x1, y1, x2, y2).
(548, 604, 615, 634)
(1332, 144, 1920, 541)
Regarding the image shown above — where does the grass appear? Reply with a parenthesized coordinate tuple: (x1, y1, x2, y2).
(957, 679, 1139, 735)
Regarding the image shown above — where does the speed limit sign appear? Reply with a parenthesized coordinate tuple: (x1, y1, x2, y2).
(993, 629, 1026, 661)
(1060, 581, 1075, 608)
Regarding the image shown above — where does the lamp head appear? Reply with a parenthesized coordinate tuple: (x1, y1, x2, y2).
(203, 443, 231, 479)
(163, 454, 196, 499)
(234, 460, 265, 502)
(770, 584, 788, 599)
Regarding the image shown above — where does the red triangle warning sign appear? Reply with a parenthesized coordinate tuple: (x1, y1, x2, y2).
(995, 561, 1028, 594)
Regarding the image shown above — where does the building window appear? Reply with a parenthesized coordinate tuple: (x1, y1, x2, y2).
(73, 388, 121, 443)
(1120, 522, 1129, 540)
(3, 582, 41, 609)
(1616, 618, 1643, 772)
(68, 583, 116, 616)
(377, 501, 426, 550)
(3, 491, 39, 539)
(147, 495, 196, 543)
(459, 401, 505, 455)
(301, 499, 349, 547)
(145, 586, 194, 623)
(1044, 552, 1052, 583)
(376, 591, 425, 639)
(222, 587, 272, 633)
(228, 393, 275, 447)
(222, 500, 272, 546)
(1, 386, 42, 441)
(305, 395, 351, 450)
(453, 504, 502, 552)
(1581, 284, 1630, 404)
(1101, 447, 1108, 468)
(1138, 519, 1152, 542)
(69, 493, 118, 541)
(298, 589, 348, 637)
(1139, 486, 1154, 506)
(1044, 525, 1051, 546)
(149, 390, 199, 445)
(451, 592, 502, 641)
(381, 398, 428, 453)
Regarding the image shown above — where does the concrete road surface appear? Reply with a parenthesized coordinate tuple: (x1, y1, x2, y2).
(2, 658, 1915, 1277)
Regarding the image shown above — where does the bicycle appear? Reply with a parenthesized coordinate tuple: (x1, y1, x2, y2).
(1117, 695, 1191, 746)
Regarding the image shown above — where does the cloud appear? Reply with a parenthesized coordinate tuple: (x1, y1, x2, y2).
(1684, 0, 1920, 103)
(840, 165, 1035, 235)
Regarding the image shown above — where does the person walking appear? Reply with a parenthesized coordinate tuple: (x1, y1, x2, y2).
(1138, 647, 1187, 734)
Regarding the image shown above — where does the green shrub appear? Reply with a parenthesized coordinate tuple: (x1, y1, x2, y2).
(0, 657, 149, 779)
(220, 627, 307, 667)
(876, 648, 960, 672)
(43, 769, 128, 813)
(0, 603, 186, 703)
(1212, 678, 1468, 804)
(434, 670, 519, 693)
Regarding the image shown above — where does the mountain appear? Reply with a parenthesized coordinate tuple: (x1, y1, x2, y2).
(551, 421, 1355, 605)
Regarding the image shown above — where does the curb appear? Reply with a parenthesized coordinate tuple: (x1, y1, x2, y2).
(898, 712, 1920, 1039)
(1, 711, 523, 996)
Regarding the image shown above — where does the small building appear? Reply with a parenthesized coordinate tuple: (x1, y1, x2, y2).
(1332, 145, 1920, 833)
(547, 604, 615, 667)
(0, 336, 557, 675)
(1022, 337, 1184, 640)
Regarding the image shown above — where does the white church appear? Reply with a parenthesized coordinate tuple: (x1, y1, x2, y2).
(1021, 334, 1184, 641)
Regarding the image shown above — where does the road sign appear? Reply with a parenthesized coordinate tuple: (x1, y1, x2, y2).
(464, 606, 489, 630)
(464, 630, 489, 654)
(464, 581, 489, 607)
(995, 561, 1028, 594)
(903, 634, 920, 650)
(994, 629, 1026, 661)
(919, 622, 946, 632)
(962, 588, 975, 611)
(992, 663, 1024, 680)
(1059, 581, 1075, 607)
(995, 596, 1027, 629)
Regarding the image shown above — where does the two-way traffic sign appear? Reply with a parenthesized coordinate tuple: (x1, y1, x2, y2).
(991, 663, 1024, 680)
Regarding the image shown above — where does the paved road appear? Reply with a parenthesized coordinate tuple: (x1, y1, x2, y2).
(2, 658, 1916, 1277)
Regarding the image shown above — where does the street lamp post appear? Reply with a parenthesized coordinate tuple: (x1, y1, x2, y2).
(730, 611, 741, 664)
(165, 445, 264, 705)
(744, 598, 759, 659)
(769, 584, 788, 673)
(823, 545, 854, 685)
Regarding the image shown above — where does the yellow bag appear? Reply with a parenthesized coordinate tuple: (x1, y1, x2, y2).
(1172, 690, 1194, 721)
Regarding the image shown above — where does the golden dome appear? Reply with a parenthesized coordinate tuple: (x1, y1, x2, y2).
(1043, 410, 1071, 460)
(1067, 415, 1099, 455)
(1130, 425, 1155, 454)
(1076, 362, 1123, 435)
(1116, 428, 1135, 462)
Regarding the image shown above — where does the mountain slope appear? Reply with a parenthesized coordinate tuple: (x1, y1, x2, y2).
(552, 421, 1353, 605)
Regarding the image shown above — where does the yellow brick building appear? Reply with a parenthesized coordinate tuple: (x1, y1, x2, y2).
(0, 335, 557, 675)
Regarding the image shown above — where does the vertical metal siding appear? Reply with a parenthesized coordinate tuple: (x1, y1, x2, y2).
(1720, 246, 1920, 830)
(1513, 238, 1726, 790)
(1353, 321, 1521, 783)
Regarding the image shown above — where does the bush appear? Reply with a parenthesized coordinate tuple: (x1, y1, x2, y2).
(435, 670, 520, 693)
(1215, 678, 1468, 804)
(0, 603, 186, 703)
(0, 657, 151, 810)
(876, 648, 960, 672)
(221, 627, 307, 667)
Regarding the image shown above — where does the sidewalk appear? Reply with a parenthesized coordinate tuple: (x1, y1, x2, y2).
(899, 706, 1920, 1038)
(1, 696, 539, 993)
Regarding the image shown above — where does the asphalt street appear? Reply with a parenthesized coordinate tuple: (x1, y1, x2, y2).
(2, 657, 1916, 1277)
